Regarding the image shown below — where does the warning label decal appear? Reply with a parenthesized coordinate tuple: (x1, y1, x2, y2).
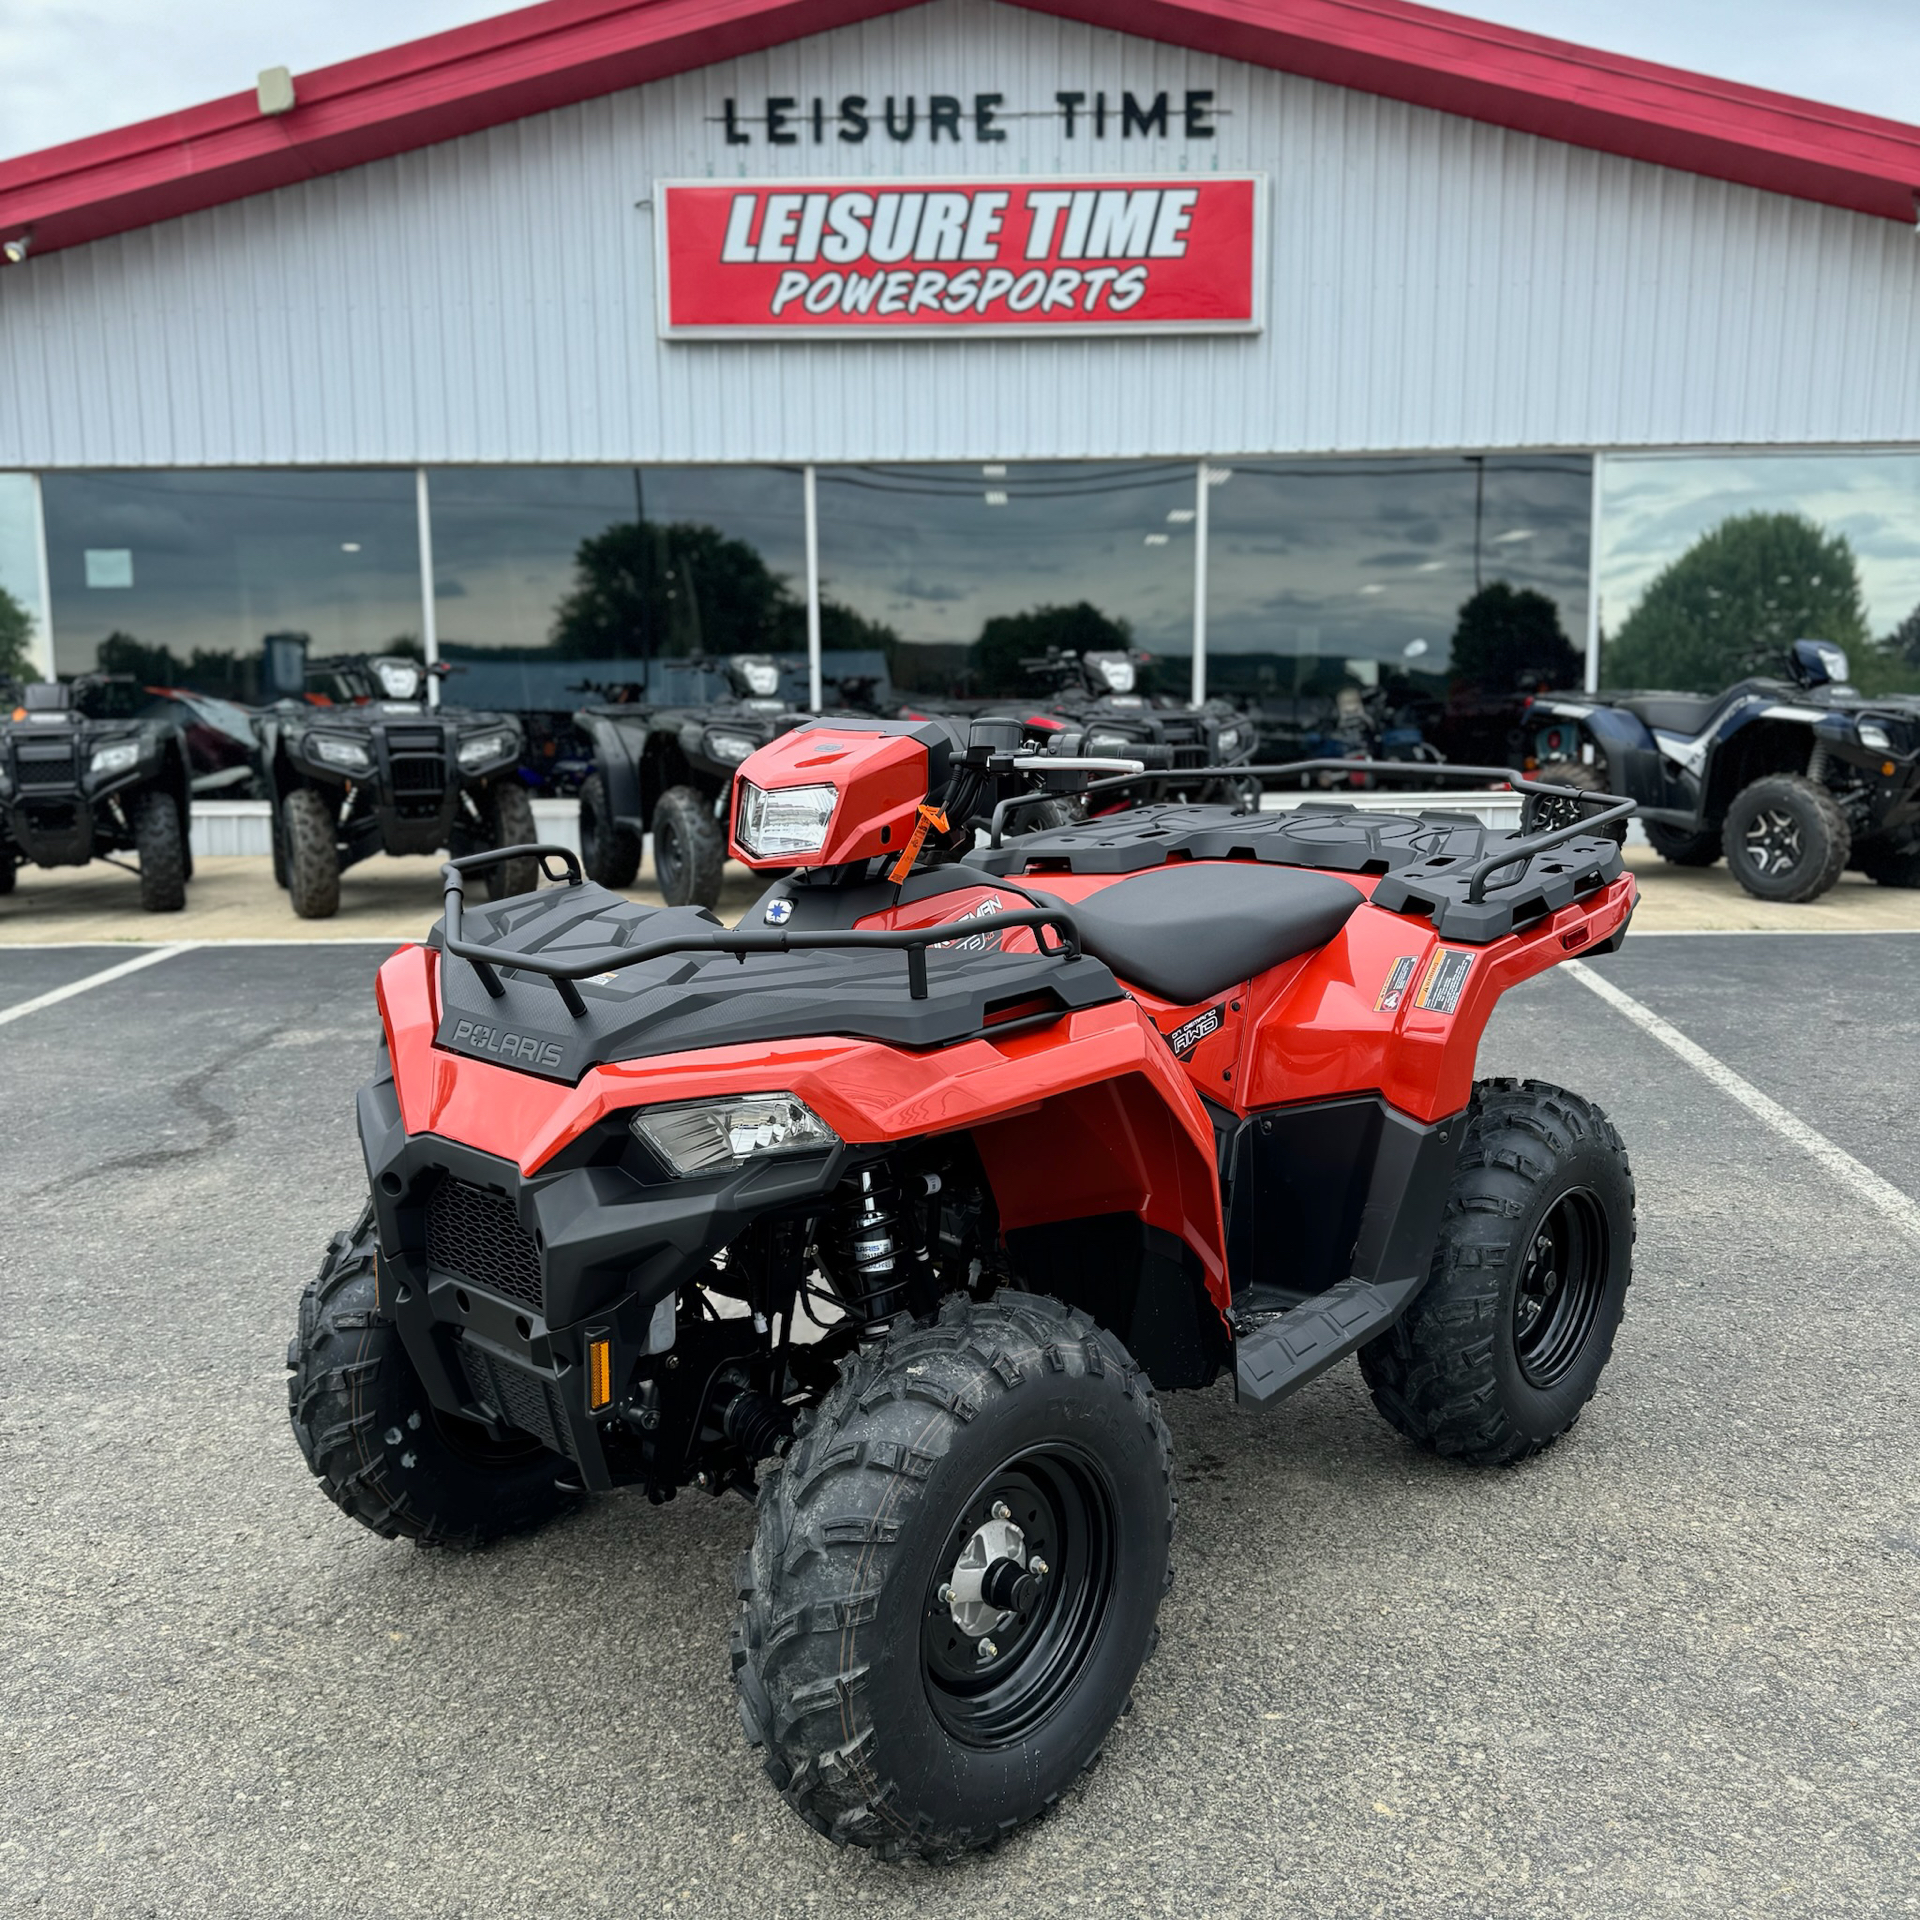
(1414, 949, 1475, 1016)
(1375, 956, 1417, 1013)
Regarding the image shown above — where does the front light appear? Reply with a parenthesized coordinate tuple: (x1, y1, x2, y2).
(736, 780, 837, 857)
(1857, 721, 1894, 753)
(631, 1094, 837, 1177)
(705, 730, 760, 767)
(457, 728, 516, 770)
(1214, 724, 1248, 757)
(311, 734, 372, 772)
(89, 740, 141, 777)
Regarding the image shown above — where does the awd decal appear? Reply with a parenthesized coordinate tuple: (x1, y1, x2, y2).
(1375, 956, 1417, 1013)
(1166, 1003, 1225, 1057)
(449, 1020, 567, 1071)
(1414, 949, 1474, 1016)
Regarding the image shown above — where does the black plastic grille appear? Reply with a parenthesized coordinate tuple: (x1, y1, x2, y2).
(391, 756, 446, 793)
(457, 1341, 573, 1458)
(426, 1176, 542, 1311)
(16, 745, 77, 789)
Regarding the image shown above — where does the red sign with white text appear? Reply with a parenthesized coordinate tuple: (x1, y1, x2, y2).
(655, 175, 1263, 338)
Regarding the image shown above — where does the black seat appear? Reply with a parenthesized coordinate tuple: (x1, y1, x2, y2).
(1031, 864, 1364, 1005)
(1617, 680, 1785, 735)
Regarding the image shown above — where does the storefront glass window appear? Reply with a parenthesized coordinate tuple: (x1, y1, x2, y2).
(39, 469, 419, 699)
(425, 465, 821, 708)
(814, 462, 1198, 698)
(0, 473, 46, 684)
(1204, 455, 1591, 757)
(1598, 452, 1920, 695)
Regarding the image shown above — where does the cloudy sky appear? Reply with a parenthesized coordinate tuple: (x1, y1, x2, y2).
(1, 0, 1917, 159)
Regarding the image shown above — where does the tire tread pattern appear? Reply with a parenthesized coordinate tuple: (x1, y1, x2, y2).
(133, 788, 188, 912)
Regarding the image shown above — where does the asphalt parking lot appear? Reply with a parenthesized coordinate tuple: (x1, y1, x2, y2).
(3, 931, 1918, 1919)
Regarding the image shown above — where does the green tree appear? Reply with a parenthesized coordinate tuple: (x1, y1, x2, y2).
(0, 584, 37, 685)
(1447, 583, 1581, 694)
(973, 601, 1133, 697)
(1606, 511, 1870, 692)
(1885, 601, 1920, 669)
(96, 630, 182, 683)
(550, 518, 800, 659)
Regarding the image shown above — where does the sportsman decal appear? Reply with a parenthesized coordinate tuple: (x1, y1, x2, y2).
(931, 894, 1006, 952)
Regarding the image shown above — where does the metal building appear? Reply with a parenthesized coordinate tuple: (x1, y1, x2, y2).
(3, 0, 1919, 712)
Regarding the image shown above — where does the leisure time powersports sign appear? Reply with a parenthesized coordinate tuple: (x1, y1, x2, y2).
(654, 175, 1264, 339)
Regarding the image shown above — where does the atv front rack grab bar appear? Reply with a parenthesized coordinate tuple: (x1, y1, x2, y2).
(989, 760, 1636, 905)
(438, 844, 1084, 1017)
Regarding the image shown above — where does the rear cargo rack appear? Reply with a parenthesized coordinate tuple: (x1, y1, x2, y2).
(439, 844, 1084, 1017)
(989, 759, 1635, 908)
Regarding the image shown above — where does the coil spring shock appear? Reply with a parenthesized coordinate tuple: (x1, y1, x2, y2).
(822, 1167, 914, 1325)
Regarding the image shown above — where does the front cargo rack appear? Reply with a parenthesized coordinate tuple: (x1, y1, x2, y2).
(438, 845, 1084, 1017)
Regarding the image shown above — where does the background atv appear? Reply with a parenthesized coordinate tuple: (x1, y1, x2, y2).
(575, 654, 906, 908)
(1529, 639, 1920, 900)
(289, 723, 1638, 1863)
(0, 675, 193, 910)
(252, 654, 533, 919)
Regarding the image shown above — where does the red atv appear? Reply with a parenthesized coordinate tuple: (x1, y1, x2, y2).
(288, 716, 1637, 1860)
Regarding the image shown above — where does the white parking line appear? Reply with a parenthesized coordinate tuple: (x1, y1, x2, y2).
(1565, 958, 1920, 1244)
(0, 942, 199, 1027)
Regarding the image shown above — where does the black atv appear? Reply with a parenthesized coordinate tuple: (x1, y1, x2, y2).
(252, 654, 534, 919)
(1527, 639, 1920, 900)
(0, 675, 194, 910)
(576, 654, 907, 910)
(1005, 648, 1258, 804)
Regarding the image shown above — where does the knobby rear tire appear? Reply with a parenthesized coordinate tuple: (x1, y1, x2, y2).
(286, 1203, 578, 1548)
(651, 784, 727, 909)
(1358, 1079, 1634, 1466)
(1644, 821, 1722, 867)
(579, 771, 642, 888)
(482, 781, 539, 900)
(731, 1292, 1174, 1861)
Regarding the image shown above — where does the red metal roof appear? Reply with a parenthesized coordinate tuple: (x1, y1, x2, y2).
(4, 0, 1919, 259)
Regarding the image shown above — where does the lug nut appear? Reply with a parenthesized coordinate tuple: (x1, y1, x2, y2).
(991, 1500, 1011, 1521)
(1029, 1557, 1049, 1577)
(976, 1638, 998, 1662)
(938, 1583, 953, 1606)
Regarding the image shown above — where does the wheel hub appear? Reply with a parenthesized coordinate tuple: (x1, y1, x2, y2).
(1744, 808, 1803, 875)
(943, 1511, 1036, 1639)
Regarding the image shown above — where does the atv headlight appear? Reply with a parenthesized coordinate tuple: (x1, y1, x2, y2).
(89, 740, 141, 777)
(631, 1094, 837, 1177)
(457, 728, 517, 770)
(311, 734, 372, 772)
(1857, 721, 1894, 754)
(705, 729, 760, 767)
(736, 780, 836, 857)
(1214, 723, 1249, 758)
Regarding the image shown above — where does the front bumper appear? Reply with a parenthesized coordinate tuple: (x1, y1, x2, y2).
(356, 1063, 852, 1489)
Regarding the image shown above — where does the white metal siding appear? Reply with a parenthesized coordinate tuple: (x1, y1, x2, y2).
(3, 0, 1918, 467)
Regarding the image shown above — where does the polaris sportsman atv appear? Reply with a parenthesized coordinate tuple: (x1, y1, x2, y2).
(0, 675, 193, 910)
(1529, 639, 1920, 899)
(287, 721, 1637, 1861)
(253, 654, 534, 919)
(576, 655, 911, 909)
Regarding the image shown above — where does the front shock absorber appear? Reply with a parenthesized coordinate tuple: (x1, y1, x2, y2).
(821, 1166, 919, 1325)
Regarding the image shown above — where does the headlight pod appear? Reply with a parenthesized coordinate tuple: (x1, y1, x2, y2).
(310, 733, 372, 773)
(736, 780, 836, 857)
(631, 1094, 837, 1177)
(457, 728, 517, 770)
(89, 740, 141, 777)
(1214, 724, 1249, 758)
(705, 729, 761, 767)
(1857, 721, 1895, 754)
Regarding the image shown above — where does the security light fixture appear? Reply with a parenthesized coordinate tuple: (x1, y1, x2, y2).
(1, 233, 31, 267)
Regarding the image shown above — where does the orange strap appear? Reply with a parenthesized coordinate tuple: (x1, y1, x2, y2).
(888, 804, 949, 884)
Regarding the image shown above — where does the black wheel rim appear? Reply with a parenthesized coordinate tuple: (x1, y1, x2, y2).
(921, 1447, 1118, 1750)
(1741, 807, 1804, 876)
(654, 816, 683, 896)
(1512, 1188, 1610, 1389)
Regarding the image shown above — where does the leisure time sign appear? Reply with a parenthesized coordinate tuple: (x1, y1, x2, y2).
(655, 175, 1264, 339)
